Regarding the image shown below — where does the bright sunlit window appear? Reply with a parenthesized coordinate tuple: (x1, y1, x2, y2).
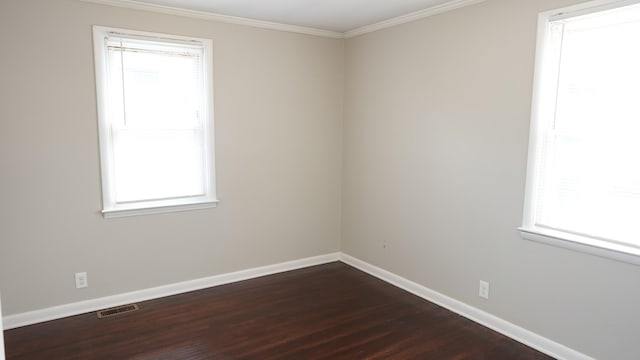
(93, 26, 217, 218)
(520, 0, 640, 263)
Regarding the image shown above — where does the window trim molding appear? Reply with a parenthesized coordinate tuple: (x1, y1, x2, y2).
(518, 227, 640, 266)
(102, 201, 219, 219)
(92, 25, 218, 218)
(520, 0, 640, 265)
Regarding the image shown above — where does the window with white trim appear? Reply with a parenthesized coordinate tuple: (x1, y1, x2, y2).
(93, 26, 217, 218)
(521, 0, 640, 263)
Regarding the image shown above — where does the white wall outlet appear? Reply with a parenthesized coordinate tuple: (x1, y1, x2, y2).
(479, 280, 489, 299)
(75, 272, 88, 289)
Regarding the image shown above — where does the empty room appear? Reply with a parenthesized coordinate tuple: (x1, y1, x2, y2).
(1, 0, 639, 359)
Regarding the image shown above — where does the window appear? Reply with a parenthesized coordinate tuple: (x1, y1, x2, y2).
(93, 26, 217, 218)
(521, 0, 640, 264)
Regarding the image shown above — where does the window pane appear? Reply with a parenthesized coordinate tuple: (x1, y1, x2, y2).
(107, 40, 203, 129)
(113, 129, 206, 203)
(537, 4, 640, 246)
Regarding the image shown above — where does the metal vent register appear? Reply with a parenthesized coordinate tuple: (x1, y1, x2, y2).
(97, 304, 139, 318)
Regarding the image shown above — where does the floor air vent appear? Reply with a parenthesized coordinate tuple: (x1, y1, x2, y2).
(97, 304, 139, 319)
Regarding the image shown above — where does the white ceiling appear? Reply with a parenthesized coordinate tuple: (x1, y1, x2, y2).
(124, 0, 462, 33)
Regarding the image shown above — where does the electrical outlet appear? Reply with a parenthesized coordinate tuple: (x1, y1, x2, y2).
(75, 272, 88, 289)
(479, 280, 489, 299)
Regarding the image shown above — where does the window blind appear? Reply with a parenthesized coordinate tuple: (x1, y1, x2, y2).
(104, 35, 207, 203)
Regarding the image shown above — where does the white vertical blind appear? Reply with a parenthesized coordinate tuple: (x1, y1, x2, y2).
(535, 3, 640, 247)
(105, 36, 207, 203)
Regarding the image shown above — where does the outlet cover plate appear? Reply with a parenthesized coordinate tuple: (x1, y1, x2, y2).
(479, 280, 489, 299)
(75, 272, 88, 289)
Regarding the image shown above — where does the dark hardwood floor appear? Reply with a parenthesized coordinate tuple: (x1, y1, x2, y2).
(4, 262, 554, 359)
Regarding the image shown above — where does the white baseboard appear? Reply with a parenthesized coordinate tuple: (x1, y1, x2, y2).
(2, 251, 593, 360)
(2, 253, 340, 330)
(338, 253, 593, 360)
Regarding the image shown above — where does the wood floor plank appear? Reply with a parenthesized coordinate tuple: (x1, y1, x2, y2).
(4, 262, 554, 359)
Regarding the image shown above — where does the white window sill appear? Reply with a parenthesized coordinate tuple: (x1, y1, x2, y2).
(102, 200, 218, 218)
(518, 227, 640, 266)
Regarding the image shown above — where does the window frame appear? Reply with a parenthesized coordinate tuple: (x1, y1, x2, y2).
(520, 0, 640, 265)
(92, 26, 218, 218)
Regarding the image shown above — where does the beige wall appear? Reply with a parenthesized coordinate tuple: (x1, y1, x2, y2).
(343, 0, 640, 359)
(0, 0, 343, 314)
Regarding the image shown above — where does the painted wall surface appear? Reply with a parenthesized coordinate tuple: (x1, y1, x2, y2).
(342, 0, 640, 359)
(0, 0, 343, 315)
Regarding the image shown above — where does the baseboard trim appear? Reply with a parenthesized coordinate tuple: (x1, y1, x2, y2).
(338, 253, 593, 360)
(2, 253, 340, 330)
(2, 251, 594, 360)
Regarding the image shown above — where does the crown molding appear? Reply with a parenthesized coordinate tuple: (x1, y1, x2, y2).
(79, 0, 344, 38)
(80, 0, 485, 39)
(343, 0, 486, 38)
